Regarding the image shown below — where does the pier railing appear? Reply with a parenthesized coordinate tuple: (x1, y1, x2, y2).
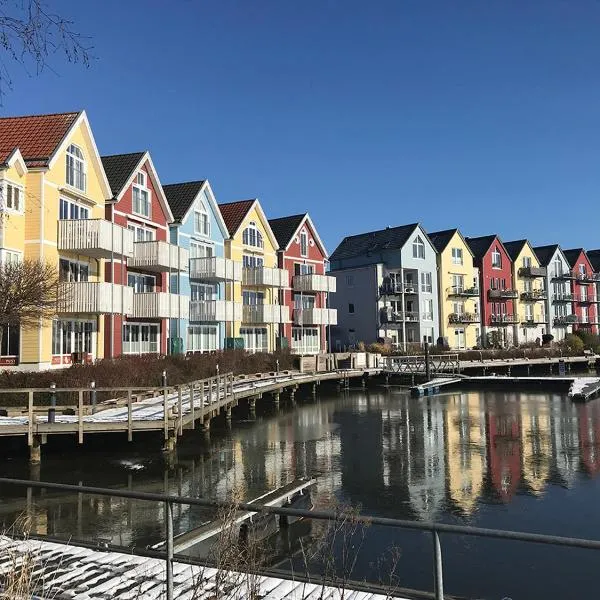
(2, 477, 600, 600)
(379, 354, 460, 374)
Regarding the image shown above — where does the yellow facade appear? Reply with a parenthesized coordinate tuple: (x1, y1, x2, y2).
(520, 396, 551, 495)
(223, 200, 281, 352)
(436, 230, 480, 349)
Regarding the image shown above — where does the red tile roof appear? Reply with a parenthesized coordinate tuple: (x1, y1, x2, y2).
(0, 111, 80, 167)
(218, 199, 256, 236)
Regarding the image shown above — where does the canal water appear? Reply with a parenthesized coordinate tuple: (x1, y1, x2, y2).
(1, 385, 600, 600)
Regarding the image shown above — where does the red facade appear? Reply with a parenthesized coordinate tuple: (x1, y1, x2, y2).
(568, 250, 598, 335)
(486, 409, 521, 502)
(104, 158, 170, 357)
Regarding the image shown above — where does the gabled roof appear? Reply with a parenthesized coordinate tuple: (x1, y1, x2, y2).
(269, 213, 329, 257)
(219, 199, 256, 236)
(101, 152, 146, 197)
(465, 235, 503, 261)
(0, 111, 80, 167)
(330, 223, 425, 262)
(532, 244, 561, 267)
(428, 229, 457, 253)
(162, 181, 205, 222)
(503, 239, 529, 262)
(587, 250, 600, 272)
(563, 248, 590, 269)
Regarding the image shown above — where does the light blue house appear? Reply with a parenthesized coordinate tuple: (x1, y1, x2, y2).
(163, 180, 232, 353)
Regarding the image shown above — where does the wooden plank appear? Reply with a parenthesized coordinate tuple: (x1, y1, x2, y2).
(27, 390, 33, 446)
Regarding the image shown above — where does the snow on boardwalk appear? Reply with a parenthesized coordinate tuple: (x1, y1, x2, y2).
(0, 535, 407, 600)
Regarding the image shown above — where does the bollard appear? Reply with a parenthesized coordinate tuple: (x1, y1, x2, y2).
(276, 359, 280, 373)
(161, 370, 168, 388)
(48, 383, 56, 424)
(216, 363, 220, 377)
(90, 381, 97, 414)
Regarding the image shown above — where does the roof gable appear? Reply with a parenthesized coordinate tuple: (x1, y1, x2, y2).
(587, 250, 600, 271)
(563, 248, 592, 270)
(269, 213, 329, 257)
(503, 239, 529, 262)
(532, 244, 562, 267)
(428, 228, 474, 257)
(220, 199, 279, 249)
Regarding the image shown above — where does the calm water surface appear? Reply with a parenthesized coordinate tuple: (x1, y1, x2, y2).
(2, 386, 600, 600)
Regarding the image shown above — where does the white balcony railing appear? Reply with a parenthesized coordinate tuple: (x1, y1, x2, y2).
(128, 241, 189, 273)
(190, 300, 242, 322)
(242, 304, 290, 323)
(293, 273, 336, 293)
(58, 219, 134, 258)
(242, 266, 289, 287)
(59, 282, 133, 314)
(189, 257, 242, 282)
(293, 308, 338, 325)
(132, 292, 189, 319)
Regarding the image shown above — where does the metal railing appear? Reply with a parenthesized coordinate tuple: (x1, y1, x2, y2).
(2, 477, 600, 600)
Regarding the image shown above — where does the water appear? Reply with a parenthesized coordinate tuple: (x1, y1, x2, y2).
(2, 386, 600, 600)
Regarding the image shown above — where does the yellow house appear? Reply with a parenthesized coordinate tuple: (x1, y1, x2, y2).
(504, 240, 547, 345)
(429, 228, 480, 349)
(519, 396, 551, 495)
(0, 111, 131, 370)
(219, 199, 288, 352)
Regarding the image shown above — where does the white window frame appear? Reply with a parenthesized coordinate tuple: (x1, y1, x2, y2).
(451, 247, 463, 265)
(0, 180, 24, 214)
(189, 241, 214, 258)
(243, 254, 264, 268)
(0, 249, 21, 266)
(132, 172, 151, 219)
(491, 247, 502, 269)
(59, 258, 89, 282)
(242, 221, 264, 248)
(292, 327, 320, 355)
(523, 256, 532, 268)
(122, 322, 160, 354)
(59, 197, 90, 220)
(52, 319, 94, 356)
(66, 144, 86, 192)
(412, 236, 425, 259)
(240, 327, 268, 353)
(420, 272, 432, 293)
(194, 199, 211, 237)
(188, 325, 218, 353)
(300, 230, 308, 257)
(127, 272, 156, 293)
(191, 282, 216, 301)
(128, 223, 155, 242)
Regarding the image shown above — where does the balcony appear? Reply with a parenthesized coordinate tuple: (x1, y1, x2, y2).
(242, 304, 290, 324)
(128, 241, 189, 273)
(447, 286, 480, 298)
(488, 289, 519, 300)
(518, 266, 547, 278)
(380, 283, 419, 296)
(190, 300, 241, 322)
(552, 293, 574, 303)
(380, 308, 419, 324)
(242, 266, 288, 287)
(293, 273, 336, 293)
(551, 271, 574, 281)
(189, 257, 242, 282)
(520, 289, 547, 301)
(132, 292, 189, 319)
(58, 282, 133, 314)
(574, 294, 596, 304)
(490, 314, 519, 326)
(58, 219, 134, 259)
(554, 314, 579, 327)
(293, 308, 338, 326)
(449, 313, 479, 324)
(574, 272, 599, 285)
(521, 316, 547, 327)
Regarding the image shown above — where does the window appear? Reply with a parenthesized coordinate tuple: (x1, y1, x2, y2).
(59, 259, 89, 282)
(190, 242, 213, 258)
(452, 301, 464, 315)
(242, 290, 265, 305)
(52, 320, 93, 355)
(345, 275, 354, 287)
(524, 279, 532, 292)
(581, 287, 588, 301)
(243, 254, 264, 268)
(422, 299, 434, 321)
(127, 273, 155, 293)
(191, 283, 216, 301)
(122, 323, 159, 354)
(292, 327, 320, 354)
(240, 327, 268, 353)
(0, 324, 19, 357)
(294, 263, 314, 275)
(300, 230, 308, 257)
(580, 264, 587, 276)
(242, 222, 263, 248)
(188, 325, 218, 353)
(525, 304, 533, 320)
(553, 258, 563, 278)
(491, 247, 502, 269)
(348, 303, 355, 314)
(128, 223, 155, 242)
(194, 200, 210, 236)
(523, 256, 532, 268)
(582, 306, 589, 323)
(0, 249, 21, 265)
(412, 236, 425, 259)
(452, 247, 463, 265)
(59, 198, 89, 220)
(132, 172, 151, 218)
(66, 144, 86, 191)
(420, 272, 432, 293)
(294, 294, 315, 309)
(452, 274, 464, 293)
(1, 182, 22, 212)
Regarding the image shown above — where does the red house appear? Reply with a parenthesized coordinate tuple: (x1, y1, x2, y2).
(101, 152, 187, 357)
(269, 213, 337, 354)
(563, 249, 598, 335)
(466, 235, 517, 347)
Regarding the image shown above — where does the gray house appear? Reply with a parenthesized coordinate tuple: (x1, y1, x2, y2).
(329, 223, 439, 350)
(533, 244, 575, 341)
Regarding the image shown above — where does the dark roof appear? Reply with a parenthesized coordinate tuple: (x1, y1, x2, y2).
(163, 181, 206, 222)
(0, 111, 80, 167)
(503, 239, 529, 262)
(330, 223, 419, 262)
(465, 235, 498, 261)
(532, 244, 560, 266)
(218, 199, 256, 235)
(587, 250, 600, 271)
(563, 248, 585, 268)
(428, 229, 458, 253)
(268, 214, 306, 249)
(101, 152, 145, 198)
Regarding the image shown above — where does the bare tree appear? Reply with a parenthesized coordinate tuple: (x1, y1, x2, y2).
(0, 259, 62, 348)
(0, 0, 92, 101)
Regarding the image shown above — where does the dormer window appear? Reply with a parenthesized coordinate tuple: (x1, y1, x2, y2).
(300, 230, 308, 257)
(132, 171, 151, 218)
(194, 200, 210, 236)
(491, 247, 502, 268)
(412, 236, 425, 259)
(66, 144, 86, 191)
(243, 221, 263, 248)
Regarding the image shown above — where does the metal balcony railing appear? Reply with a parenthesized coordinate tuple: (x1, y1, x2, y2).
(518, 266, 547, 278)
(521, 316, 547, 326)
(379, 283, 419, 296)
(446, 286, 480, 297)
(552, 293, 574, 303)
(490, 314, 519, 325)
(380, 309, 419, 324)
(448, 312, 479, 324)
(488, 288, 519, 300)
(520, 289, 547, 301)
(553, 314, 579, 326)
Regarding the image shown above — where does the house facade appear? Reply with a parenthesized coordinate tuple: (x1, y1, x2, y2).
(533, 245, 576, 341)
(329, 224, 439, 350)
(429, 228, 480, 350)
(219, 200, 289, 353)
(269, 213, 337, 354)
(504, 240, 547, 345)
(466, 235, 517, 347)
(587, 250, 600, 323)
(101, 152, 188, 357)
(563, 249, 598, 335)
(164, 180, 232, 353)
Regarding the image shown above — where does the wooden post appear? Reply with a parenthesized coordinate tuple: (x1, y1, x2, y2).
(28, 390, 34, 447)
(127, 390, 133, 442)
(178, 386, 183, 436)
(190, 383, 195, 425)
(29, 435, 41, 464)
(163, 386, 169, 441)
(78, 390, 84, 444)
(209, 377, 213, 407)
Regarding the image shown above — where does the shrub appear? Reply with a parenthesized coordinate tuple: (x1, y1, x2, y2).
(561, 334, 585, 354)
(367, 342, 391, 355)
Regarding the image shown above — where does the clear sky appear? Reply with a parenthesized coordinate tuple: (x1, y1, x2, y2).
(5, 1, 600, 253)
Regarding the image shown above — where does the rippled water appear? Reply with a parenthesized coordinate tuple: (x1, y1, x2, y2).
(2, 385, 600, 599)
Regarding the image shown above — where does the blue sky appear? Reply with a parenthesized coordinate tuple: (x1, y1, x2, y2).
(5, 1, 600, 252)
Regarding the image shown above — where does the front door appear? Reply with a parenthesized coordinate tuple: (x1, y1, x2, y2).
(454, 328, 465, 349)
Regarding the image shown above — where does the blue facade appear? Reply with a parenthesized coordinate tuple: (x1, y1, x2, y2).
(166, 181, 229, 353)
